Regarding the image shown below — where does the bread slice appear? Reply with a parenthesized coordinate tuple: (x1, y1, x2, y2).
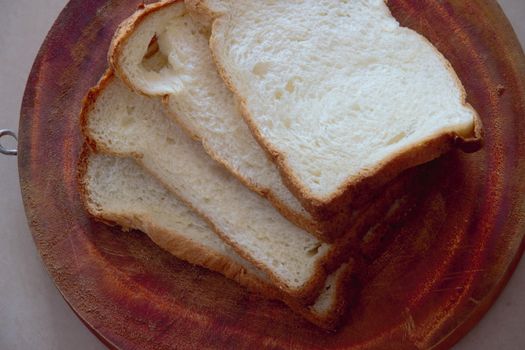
(78, 148, 356, 329)
(186, 0, 483, 218)
(81, 70, 348, 302)
(108, 0, 355, 240)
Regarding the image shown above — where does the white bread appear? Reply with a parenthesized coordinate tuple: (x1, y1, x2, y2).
(108, 0, 355, 240)
(78, 148, 356, 329)
(81, 70, 344, 301)
(186, 0, 483, 218)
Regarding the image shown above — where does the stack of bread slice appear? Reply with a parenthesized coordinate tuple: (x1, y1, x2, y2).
(78, 0, 482, 329)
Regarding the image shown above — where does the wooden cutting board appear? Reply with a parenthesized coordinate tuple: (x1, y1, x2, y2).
(18, 1, 525, 349)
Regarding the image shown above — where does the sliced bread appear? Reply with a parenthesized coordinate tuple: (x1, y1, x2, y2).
(186, 0, 483, 218)
(78, 148, 356, 329)
(108, 0, 356, 240)
(82, 70, 340, 302)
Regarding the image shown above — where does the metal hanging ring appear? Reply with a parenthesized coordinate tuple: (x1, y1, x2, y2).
(0, 129, 18, 156)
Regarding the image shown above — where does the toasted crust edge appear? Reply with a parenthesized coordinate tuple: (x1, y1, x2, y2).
(77, 144, 357, 330)
(195, 1, 483, 219)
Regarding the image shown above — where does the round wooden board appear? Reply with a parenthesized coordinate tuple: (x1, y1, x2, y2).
(18, 0, 525, 349)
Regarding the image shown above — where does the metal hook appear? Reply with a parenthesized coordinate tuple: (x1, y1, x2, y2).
(0, 129, 18, 156)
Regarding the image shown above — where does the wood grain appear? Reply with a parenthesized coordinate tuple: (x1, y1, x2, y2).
(18, 0, 525, 349)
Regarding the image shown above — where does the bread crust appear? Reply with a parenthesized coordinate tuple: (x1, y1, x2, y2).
(194, 0, 483, 219)
(77, 145, 356, 329)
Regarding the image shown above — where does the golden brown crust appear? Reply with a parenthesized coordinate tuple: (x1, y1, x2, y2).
(202, 3, 483, 220)
(80, 70, 113, 152)
(78, 144, 353, 329)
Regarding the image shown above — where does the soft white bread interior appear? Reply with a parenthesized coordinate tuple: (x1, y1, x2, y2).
(78, 149, 355, 329)
(108, 0, 360, 238)
(186, 0, 483, 217)
(81, 70, 341, 301)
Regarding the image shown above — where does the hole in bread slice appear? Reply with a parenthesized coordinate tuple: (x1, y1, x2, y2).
(142, 35, 169, 73)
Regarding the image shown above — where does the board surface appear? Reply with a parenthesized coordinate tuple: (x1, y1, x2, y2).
(18, 1, 525, 349)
